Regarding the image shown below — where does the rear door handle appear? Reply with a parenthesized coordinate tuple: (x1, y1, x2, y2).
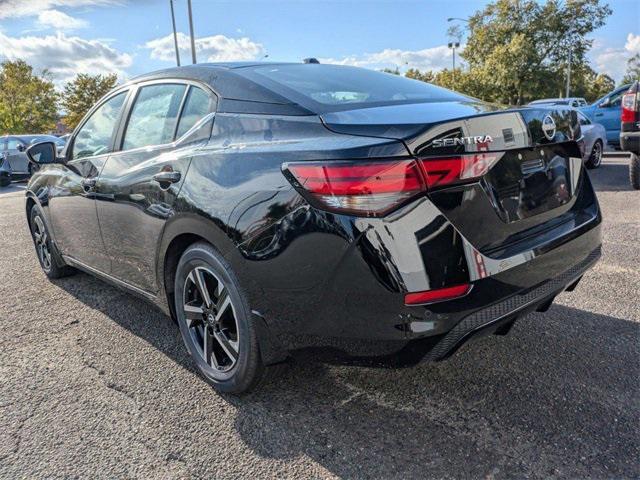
(594, 113, 604, 117)
(153, 170, 181, 185)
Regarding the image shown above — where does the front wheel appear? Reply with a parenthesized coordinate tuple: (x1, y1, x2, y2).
(585, 140, 603, 169)
(174, 242, 266, 394)
(29, 205, 75, 279)
(0, 174, 10, 187)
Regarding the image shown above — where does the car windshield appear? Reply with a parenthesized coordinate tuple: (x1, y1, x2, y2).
(244, 64, 468, 112)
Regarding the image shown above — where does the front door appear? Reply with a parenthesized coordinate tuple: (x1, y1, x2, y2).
(48, 90, 128, 272)
(6, 137, 29, 174)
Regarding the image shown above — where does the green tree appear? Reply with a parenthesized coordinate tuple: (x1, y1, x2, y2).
(61, 73, 118, 130)
(621, 53, 640, 85)
(461, 0, 612, 104)
(0, 60, 58, 134)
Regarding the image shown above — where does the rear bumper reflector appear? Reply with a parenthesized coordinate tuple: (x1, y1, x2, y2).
(404, 283, 471, 306)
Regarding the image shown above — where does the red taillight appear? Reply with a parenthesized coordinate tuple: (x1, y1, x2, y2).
(419, 153, 501, 189)
(621, 92, 639, 123)
(283, 153, 501, 216)
(404, 283, 471, 305)
(283, 160, 426, 215)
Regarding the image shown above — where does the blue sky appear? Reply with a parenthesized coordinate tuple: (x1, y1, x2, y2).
(0, 0, 638, 88)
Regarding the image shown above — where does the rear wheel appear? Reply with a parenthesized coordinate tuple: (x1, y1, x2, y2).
(174, 242, 266, 394)
(585, 140, 603, 169)
(29, 205, 75, 279)
(630, 153, 640, 190)
(0, 174, 10, 187)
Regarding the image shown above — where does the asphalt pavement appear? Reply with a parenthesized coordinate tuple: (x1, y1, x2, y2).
(0, 156, 638, 479)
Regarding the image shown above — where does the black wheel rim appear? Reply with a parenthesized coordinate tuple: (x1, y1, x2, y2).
(33, 216, 52, 271)
(182, 266, 240, 372)
(592, 142, 602, 166)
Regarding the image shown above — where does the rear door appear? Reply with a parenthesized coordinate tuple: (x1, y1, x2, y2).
(95, 80, 216, 293)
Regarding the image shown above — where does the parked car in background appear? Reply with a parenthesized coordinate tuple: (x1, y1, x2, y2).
(24, 63, 602, 394)
(0, 134, 66, 187)
(620, 81, 640, 189)
(577, 111, 606, 169)
(529, 97, 587, 108)
(579, 84, 631, 149)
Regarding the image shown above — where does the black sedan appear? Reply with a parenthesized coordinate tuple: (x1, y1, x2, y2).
(25, 63, 602, 393)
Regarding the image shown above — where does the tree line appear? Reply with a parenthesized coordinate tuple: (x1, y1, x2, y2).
(387, 0, 638, 104)
(0, 60, 117, 135)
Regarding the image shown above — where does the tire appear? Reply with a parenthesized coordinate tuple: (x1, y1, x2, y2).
(0, 175, 10, 187)
(585, 140, 603, 169)
(29, 205, 75, 279)
(174, 241, 266, 394)
(630, 153, 640, 190)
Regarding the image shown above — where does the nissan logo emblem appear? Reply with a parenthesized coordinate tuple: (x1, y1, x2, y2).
(542, 115, 556, 141)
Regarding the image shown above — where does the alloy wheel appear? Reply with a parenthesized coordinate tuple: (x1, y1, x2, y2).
(182, 266, 240, 372)
(33, 216, 52, 271)
(591, 142, 602, 167)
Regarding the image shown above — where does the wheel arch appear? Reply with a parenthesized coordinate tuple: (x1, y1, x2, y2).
(157, 213, 237, 321)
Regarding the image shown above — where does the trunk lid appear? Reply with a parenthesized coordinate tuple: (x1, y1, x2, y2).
(321, 101, 587, 254)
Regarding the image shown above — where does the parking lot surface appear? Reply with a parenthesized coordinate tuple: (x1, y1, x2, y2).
(0, 157, 638, 479)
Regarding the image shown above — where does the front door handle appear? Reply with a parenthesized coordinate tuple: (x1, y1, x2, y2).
(153, 170, 181, 186)
(594, 113, 604, 117)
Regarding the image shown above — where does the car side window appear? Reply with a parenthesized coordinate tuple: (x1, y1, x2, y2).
(122, 83, 186, 150)
(7, 139, 24, 150)
(72, 92, 127, 160)
(175, 86, 213, 138)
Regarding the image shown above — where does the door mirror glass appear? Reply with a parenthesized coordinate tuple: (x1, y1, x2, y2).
(26, 142, 57, 165)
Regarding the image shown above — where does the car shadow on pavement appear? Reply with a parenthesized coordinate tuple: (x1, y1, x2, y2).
(53, 273, 640, 479)
(590, 160, 633, 192)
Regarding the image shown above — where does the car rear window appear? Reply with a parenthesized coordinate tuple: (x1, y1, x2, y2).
(244, 64, 467, 112)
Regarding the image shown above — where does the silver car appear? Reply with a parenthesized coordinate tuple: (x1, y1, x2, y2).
(0, 135, 66, 187)
(577, 111, 606, 169)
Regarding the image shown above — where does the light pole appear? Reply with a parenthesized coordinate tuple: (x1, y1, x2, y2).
(169, 0, 180, 66)
(187, 0, 197, 64)
(448, 41, 460, 71)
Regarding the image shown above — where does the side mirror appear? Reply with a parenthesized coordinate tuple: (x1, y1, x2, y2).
(26, 141, 59, 165)
(598, 98, 611, 108)
(16, 144, 26, 152)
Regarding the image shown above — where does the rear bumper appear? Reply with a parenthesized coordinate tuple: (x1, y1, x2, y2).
(242, 175, 602, 362)
(620, 130, 640, 154)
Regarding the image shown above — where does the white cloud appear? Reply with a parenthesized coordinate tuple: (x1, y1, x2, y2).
(37, 9, 88, 30)
(144, 32, 265, 63)
(0, 31, 132, 85)
(0, 0, 118, 19)
(590, 32, 640, 82)
(320, 45, 457, 72)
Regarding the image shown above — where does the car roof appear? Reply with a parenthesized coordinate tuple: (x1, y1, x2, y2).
(126, 62, 313, 115)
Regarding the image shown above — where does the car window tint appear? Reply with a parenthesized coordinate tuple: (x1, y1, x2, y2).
(72, 92, 127, 160)
(609, 92, 623, 107)
(176, 87, 211, 138)
(123, 84, 186, 150)
(578, 113, 591, 125)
